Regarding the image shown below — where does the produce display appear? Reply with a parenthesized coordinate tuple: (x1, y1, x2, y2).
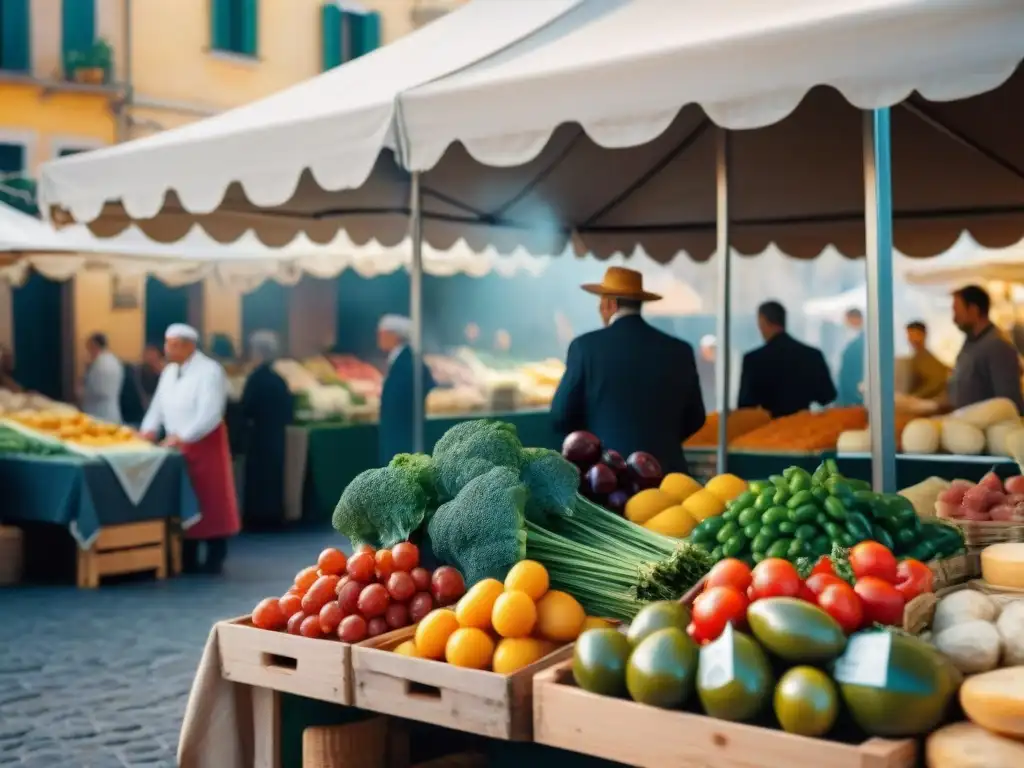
(923, 588, 1024, 674)
(683, 408, 772, 448)
(731, 407, 868, 452)
(561, 429, 664, 513)
(688, 459, 965, 567)
(386, 560, 594, 673)
(0, 389, 77, 416)
(0, 425, 68, 456)
(935, 471, 1024, 522)
(249, 542, 467, 641)
(6, 411, 144, 449)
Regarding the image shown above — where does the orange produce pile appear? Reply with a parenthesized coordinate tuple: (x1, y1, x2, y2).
(731, 407, 869, 451)
(684, 408, 772, 447)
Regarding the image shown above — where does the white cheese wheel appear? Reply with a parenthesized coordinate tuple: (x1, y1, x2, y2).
(931, 589, 998, 634)
(926, 722, 1024, 768)
(981, 543, 1024, 590)
(986, 420, 1024, 457)
(836, 429, 870, 453)
(940, 419, 986, 456)
(952, 397, 1021, 429)
(901, 418, 940, 454)
(995, 601, 1024, 666)
(933, 620, 1001, 674)
(959, 667, 1024, 738)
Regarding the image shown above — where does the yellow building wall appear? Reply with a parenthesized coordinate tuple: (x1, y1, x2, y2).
(72, 272, 145, 378)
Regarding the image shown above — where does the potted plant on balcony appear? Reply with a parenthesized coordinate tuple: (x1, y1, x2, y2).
(71, 38, 112, 85)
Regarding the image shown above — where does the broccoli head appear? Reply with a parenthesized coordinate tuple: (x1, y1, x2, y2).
(332, 466, 430, 549)
(432, 419, 523, 500)
(520, 447, 579, 523)
(426, 466, 527, 584)
(389, 452, 438, 507)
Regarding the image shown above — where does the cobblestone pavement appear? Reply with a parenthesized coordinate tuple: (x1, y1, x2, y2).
(0, 529, 337, 768)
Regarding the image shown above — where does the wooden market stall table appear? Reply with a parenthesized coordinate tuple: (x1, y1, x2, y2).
(0, 451, 200, 587)
(284, 409, 561, 524)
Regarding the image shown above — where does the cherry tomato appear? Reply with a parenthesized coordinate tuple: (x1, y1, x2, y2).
(817, 582, 864, 634)
(317, 548, 348, 576)
(387, 571, 416, 602)
(894, 558, 934, 602)
(749, 559, 801, 601)
(797, 583, 817, 604)
(431, 566, 466, 606)
(691, 586, 748, 643)
(410, 567, 431, 592)
(848, 541, 898, 584)
(252, 598, 287, 631)
(286, 612, 306, 635)
(805, 573, 845, 596)
(810, 556, 836, 577)
(346, 552, 376, 582)
(355, 544, 376, 556)
(385, 602, 410, 630)
(704, 558, 753, 594)
(337, 614, 368, 643)
(853, 576, 905, 627)
(357, 583, 390, 618)
(392, 542, 420, 572)
(319, 601, 344, 634)
(278, 593, 303, 620)
(367, 617, 389, 638)
(686, 622, 709, 645)
(337, 579, 366, 615)
(409, 592, 434, 623)
(301, 575, 341, 615)
(294, 566, 319, 592)
(375, 550, 394, 581)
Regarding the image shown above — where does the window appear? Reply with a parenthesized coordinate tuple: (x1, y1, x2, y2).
(62, 0, 96, 70)
(0, 0, 31, 73)
(0, 142, 34, 216)
(211, 0, 259, 58)
(58, 147, 90, 157)
(321, 5, 381, 71)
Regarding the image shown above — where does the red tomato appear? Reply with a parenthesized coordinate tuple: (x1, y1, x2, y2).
(252, 598, 287, 631)
(810, 556, 836, 577)
(817, 582, 864, 634)
(346, 552, 376, 582)
(357, 584, 390, 618)
(410, 567, 431, 592)
(392, 542, 420, 572)
(374, 550, 394, 581)
(367, 617, 389, 637)
(286, 612, 306, 635)
(749, 559, 801, 601)
(894, 558, 934, 602)
(318, 602, 344, 634)
(277, 593, 302, 621)
(805, 573, 845, 596)
(686, 622, 709, 645)
(848, 541, 898, 584)
(691, 586, 748, 642)
(294, 566, 319, 593)
(431, 566, 467, 606)
(853, 576, 905, 627)
(317, 548, 347, 576)
(355, 544, 376, 556)
(387, 571, 416, 602)
(337, 614, 368, 643)
(797, 583, 817, 604)
(384, 602, 410, 630)
(337, 580, 366, 615)
(409, 592, 434, 623)
(704, 559, 753, 594)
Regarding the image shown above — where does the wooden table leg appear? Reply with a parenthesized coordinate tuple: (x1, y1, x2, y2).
(252, 686, 281, 768)
(76, 547, 99, 589)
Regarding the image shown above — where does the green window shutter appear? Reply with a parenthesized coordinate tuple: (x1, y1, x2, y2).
(351, 11, 380, 59)
(240, 0, 258, 56)
(1, 0, 32, 72)
(61, 0, 96, 60)
(321, 3, 342, 71)
(210, 0, 231, 51)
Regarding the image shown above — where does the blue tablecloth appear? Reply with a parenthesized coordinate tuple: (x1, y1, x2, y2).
(0, 452, 200, 548)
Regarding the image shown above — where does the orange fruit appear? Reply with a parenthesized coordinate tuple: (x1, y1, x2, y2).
(491, 637, 550, 675)
(503, 560, 549, 601)
(394, 640, 419, 658)
(491, 590, 537, 638)
(454, 578, 504, 630)
(415, 609, 460, 660)
(445, 627, 495, 669)
(582, 617, 615, 632)
(535, 590, 586, 642)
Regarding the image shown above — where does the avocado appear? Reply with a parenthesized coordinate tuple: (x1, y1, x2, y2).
(834, 630, 957, 738)
(774, 666, 839, 737)
(626, 601, 691, 647)
(696, 624, 774, 722)
(747, 598, 847, 664)
(573, 628, 632, 697)
(625, 628, 698, 709)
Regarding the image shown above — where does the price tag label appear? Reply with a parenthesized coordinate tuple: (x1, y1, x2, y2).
(698, 623, 735, 689)
(833, 631, 891, 689)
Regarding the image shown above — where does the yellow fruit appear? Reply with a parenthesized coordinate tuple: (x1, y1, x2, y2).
(454, 578, 504, 630)
(644, 505, 698, 537)
(660, 473, 703, 503)
(681, 488, 726, 522)
(415, 609, 460, 660)
(394, 640, 419, 658)
(445, 627, 495, 669)
(492, 637, 550, 675)
(704, 473, 748, 503)
(535, 590, 586, 642)
(624, 489, 676, 524)
(491, 590, 537, 638)
(504, 560, 549, 601)
(582, 617, 615, 632)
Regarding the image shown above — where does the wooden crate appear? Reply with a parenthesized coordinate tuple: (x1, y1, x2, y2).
(76, 519, 167, 588)
(217, 617, 353, 705)
(533, 660, 917, 768)
(351, 626, 572, 740)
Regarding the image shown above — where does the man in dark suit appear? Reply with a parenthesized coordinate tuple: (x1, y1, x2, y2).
(378, 315, 436, 464)
(738, 301, 837, 418)
(550, 267, 706, 474)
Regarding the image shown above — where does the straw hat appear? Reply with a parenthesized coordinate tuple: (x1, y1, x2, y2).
(581, 267, 661, 302)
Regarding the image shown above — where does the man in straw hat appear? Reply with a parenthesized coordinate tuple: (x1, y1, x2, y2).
(141, 323, 240, 574)
(377, 314, 436, 464)
(551, 266, 706, 474)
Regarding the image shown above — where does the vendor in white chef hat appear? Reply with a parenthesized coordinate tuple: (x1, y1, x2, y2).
(377, 314, 435, 465)
(140, 323, 240, 574)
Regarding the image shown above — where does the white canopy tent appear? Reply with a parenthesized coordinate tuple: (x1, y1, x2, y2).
(904, 240, 1024, 288)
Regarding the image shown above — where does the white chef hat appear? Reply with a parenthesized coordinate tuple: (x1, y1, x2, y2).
(165, 323, 199, 342)
(700, 334, 717, 348)
(378, 314, 412, 339)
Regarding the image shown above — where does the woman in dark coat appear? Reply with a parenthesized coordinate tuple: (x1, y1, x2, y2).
(241, 331, 293, 527)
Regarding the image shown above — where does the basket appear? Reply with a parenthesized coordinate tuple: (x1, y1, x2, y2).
(0, 525, 23, 586)
(302, 719, 391, 768)
(946, 519, 1024, 550)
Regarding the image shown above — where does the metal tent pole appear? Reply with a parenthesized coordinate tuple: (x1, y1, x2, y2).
(714, 128, 732, 474)
(409, 171, 425, 453)
(862, 109, 897, 492)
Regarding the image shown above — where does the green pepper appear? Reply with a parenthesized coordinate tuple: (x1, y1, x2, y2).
(825, 477, 855, 498)
(752, 551, 765, 563)
(823, 496, 848, 521)
(847, 478, 872, 492)
(823, 521, 844, 540)
(743, 522, 762, 540)
(824, 458, 841, 476)
(754, 490, 776, 512)
(816, 511, 831, 527)
(782, 466, 799, 481)
(767, 539, 793, 559)
(772, 487, 792, 506)
(751, 533, 774, 554)
(716, 522, 739, 544)
(737, 507, 761, 527)
(794, 524, 819, 542)
(769, 474, 788, 489)
(894, 527, 919, 550)
(786, 490, 814, 510)
(787, 468, 812, 493)
(722, 535, 747, 558)
(778, 521, 797, 535)
(730, 490, 757, 511)
(710, 545, 724, 561)
(702, 516, 727, 536)
(759, 523, 781, 539)
(789, 504, 820, 525)
(788, 539, 811, 559)
(746, 481, 771, 495)
(871, 525, 895, 551)
(811, 535, 832, 557)
(761, 506, 790, 526)
(811, 467, 828, 486)
(722, 506, 741, 523)
(845, 512, 874, 543)
(837, 532, 855, 547)
(811, 486, 830, 503)
(906, 541, 937, 562)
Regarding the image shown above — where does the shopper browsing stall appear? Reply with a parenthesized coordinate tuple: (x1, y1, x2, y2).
(80, 332, 124, 424)
(140, 323, 240, 574)
(905, 321, 949, 400)
(948, 285, 1024, 413)
(737, 301, 837, 418)
(377, 314, 436, 464)
(837, 308, 865, 406)
(550, 267, 705, 474)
